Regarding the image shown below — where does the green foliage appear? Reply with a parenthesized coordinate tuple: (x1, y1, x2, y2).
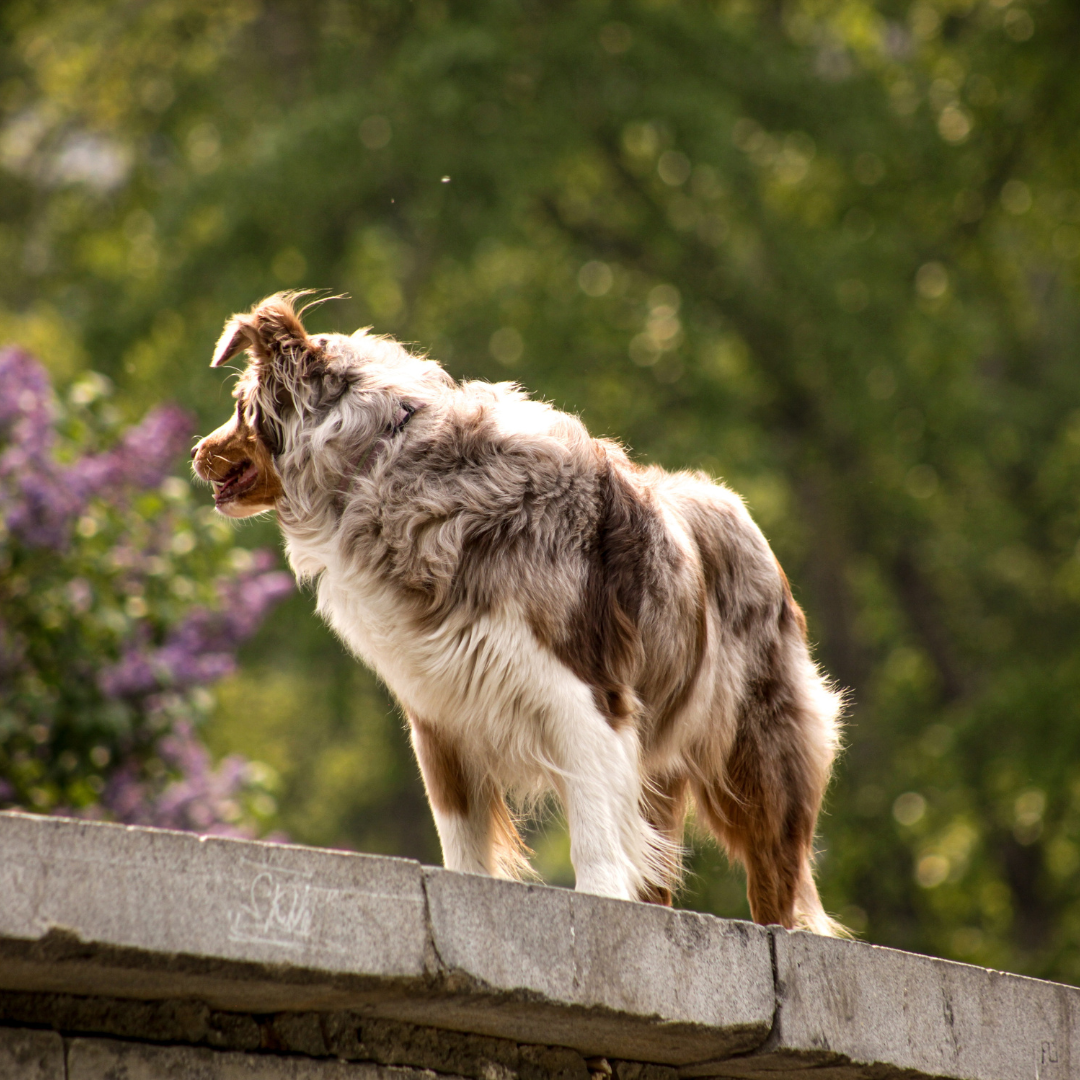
(2, 0, 1079, 980)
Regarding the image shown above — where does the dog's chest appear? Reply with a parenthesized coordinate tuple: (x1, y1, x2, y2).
(312, 561, 564, 737)
(315, 564, 416, 676)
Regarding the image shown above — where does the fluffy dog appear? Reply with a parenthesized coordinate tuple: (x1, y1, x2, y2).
(193, 292, 844, 932)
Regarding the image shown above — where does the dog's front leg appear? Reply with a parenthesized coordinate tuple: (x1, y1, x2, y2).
(409, 716, 496, 876)
(429, 802, 494, 877)
(548, 683, 662, 903)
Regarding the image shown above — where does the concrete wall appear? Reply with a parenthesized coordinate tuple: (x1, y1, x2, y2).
(0, 811, 1074, 1079)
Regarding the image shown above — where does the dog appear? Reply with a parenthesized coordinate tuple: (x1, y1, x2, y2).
(192, 292, 844, 932)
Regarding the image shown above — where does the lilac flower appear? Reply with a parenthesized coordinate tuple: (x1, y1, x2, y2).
(0, 349, 54, 447)
(101, 721, 257, 838)
(1, 463, 85, 549)
(0, 351, 77, 547)
(96, 649, 160, 699)
(70, 404, 193, 495)
(0, 350, 195, 548)
(100, 762, 150, 823)
(115, 405, 194, 488)
(98, 562, 292, 700)
(217, 557, 295, 640)
(153, 725, 252, 835)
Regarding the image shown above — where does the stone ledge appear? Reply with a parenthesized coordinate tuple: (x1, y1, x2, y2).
(67, 1036, 422, 1080)
(0, 1027, 64, 1080)
(0, 811, 770, 1065)
(0, 810, 1076, 1079)
(741, 932, 1077, 1080)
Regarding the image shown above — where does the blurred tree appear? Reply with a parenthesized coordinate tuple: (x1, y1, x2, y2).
(2, 0, 1080, 981)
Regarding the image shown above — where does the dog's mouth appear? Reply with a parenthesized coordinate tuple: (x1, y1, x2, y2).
(213, 460, 260, 506)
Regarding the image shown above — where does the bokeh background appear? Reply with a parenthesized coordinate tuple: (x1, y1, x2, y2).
(2, 0, 1080, 982)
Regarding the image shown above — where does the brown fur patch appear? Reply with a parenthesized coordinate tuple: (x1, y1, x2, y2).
(541, 454, 657, 727)
(776, 559, 809, 635)
(680, 493, 780, 638)
(531, 458, 708, 742)
(410, 716, 531, 880)
(410, 718, 470, 817)
(192, 401, 284, 517)
(212, 290, 317, 369)
(487, 790, 532, 879)
(638, 579, 708, 750)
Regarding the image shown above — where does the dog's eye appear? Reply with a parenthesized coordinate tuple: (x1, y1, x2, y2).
(236, 397, 262, 433)
(252, 402, 283, 456)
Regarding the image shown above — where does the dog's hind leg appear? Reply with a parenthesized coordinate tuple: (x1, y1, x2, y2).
(691, 690, 840, 933)
(692, 757, 808, 929)
(409, 716, 528, 879)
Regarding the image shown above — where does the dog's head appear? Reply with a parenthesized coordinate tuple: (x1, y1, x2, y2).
(193, 291, 447, 518)
(190, 292, 315, 518)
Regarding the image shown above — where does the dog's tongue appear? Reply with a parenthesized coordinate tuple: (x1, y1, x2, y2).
(217, 461, 259, 502)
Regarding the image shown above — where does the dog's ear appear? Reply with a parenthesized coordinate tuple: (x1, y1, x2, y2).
(211, 292, 318, 369)
(211, 318, 253, 368)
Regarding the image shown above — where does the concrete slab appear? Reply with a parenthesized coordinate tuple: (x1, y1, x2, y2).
(0, 813, 777, 1066)
(419, 868, 774, 1064)
(685, 930, 1080, 1079)
(0, 810, 429, 1011)
(0, 1027, 65, 1080)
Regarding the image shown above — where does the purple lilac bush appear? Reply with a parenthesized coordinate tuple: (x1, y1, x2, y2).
(0, 348, 292, 835)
